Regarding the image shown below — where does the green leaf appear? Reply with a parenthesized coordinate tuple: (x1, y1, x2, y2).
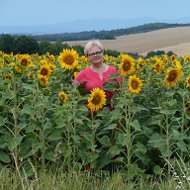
(48, 130, 62, 141)
(130, 119, 141, 131)
(7, 135, 24, 151)
(0, 151, 11, 163)
(153, 165, 163, 174)
(116, 133, 129, 146)
(107, 145, 121, 156)
(0, 116, 5, 127)
(98, 135, 112, 147)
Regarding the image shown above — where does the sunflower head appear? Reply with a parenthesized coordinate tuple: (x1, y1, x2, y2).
(17, 54, 33, 67)
(153, 59, 163, 74)
(128, 75, 143, 94)
(58, 49, 79, 70)
(3, 73, 12, 80)
(164, 67, 183, 88)
(185, 75, 190, 89)
(38, 75, 48, 87)
(59, 91, 68, 102)
(87, 88, 106, 112)
(119, 54, 135, 76)
(38, 65, 52, 77)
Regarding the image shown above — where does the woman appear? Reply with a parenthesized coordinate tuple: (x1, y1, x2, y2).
(72, 40, 119, 110)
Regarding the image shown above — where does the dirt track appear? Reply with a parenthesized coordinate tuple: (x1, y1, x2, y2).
(66, 26, 190, 56)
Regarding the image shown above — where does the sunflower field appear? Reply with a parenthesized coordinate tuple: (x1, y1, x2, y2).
(1, 49, 190, 184)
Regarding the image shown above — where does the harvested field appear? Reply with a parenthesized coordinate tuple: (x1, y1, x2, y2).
(66, 26, 190, 56)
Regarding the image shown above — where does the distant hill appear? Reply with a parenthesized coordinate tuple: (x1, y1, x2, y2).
(1, 16, 190, 35)
(27, 23, 190, 42)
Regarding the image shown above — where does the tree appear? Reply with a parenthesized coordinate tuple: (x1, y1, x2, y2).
(15, 35, 39, 54)
(0, 34, 16, 53)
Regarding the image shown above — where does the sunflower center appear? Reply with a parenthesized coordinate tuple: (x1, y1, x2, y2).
(123, 61, 131, 71)
(92, 94, 101, 105)
(64, 55, 74, 65)
(21, 59, 28, 66)
(40, 68, 49, 76)
(155, 64, 161, 72)
(131, 80, 139, 90)
(167, 71, 177, 82)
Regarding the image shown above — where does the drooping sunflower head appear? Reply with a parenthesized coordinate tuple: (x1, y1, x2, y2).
(184, 55, 190, 63)
(3, 73, 12, 80)
(161, 54, 169, 65)
(128, 75, 143, 94)
(38, 75, 49, 87)
(172, 60, 182, 69)
(59, 91, 68, 102)
(153, 59, 163, 74)
(164, 67, 183, 88)
(87, 88, 106, 112)
(58, 49, 79, 70)
(185, 75, 190, 89)
(119, 54, 135, 76)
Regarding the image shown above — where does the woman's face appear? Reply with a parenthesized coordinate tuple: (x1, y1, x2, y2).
(87, 46, 103, 67)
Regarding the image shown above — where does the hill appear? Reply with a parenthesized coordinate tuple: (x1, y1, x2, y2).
(66, 26, 190, 56)
(28, 23, 190, 42)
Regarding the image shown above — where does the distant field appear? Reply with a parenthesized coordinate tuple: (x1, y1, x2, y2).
(66, 26, 190, 56)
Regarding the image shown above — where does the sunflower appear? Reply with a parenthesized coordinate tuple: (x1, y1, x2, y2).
(185, 75, 190, 88)
(184, 55, 190, 63)
(87, 88, 106, 112)
(119, 54, 135, 76)
(38, 75, 48, 87)
(153, 58, 163, 74)
(17, 54, 33, 67)
(171, 55, 176, 62)
(164, 67, 183, 87)
(128, 75, 143, 94)
(38, 65, 52, 78)
(59, 91, 68, 102)
(13, 65, 23, 74)
(172, 60, 182, 69)
(3, 73, 12, 80)
(58, 49, 78, 70)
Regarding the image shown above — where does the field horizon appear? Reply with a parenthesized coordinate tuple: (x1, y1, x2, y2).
(66, 26, 190, 56)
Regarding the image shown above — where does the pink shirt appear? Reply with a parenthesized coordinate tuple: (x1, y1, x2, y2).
(75, 66, 118, 92)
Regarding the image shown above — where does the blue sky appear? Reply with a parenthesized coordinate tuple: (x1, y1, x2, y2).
(1, 0, 190, 26)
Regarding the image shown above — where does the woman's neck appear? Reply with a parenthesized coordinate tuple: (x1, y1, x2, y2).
(90, 63, 108, 73)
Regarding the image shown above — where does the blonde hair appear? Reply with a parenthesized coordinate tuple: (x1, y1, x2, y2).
(84, 40, 104, 56)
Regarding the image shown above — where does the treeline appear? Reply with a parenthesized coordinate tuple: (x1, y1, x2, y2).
(0, 34, 121, 56)
(28, 23, 190, 41)
(0, 35, 175, 58)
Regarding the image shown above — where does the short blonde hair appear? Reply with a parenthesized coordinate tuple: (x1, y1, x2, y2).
(84, 40, 104, 56)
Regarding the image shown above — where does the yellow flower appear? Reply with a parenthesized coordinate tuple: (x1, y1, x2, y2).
(38, 75, 48, 87)
(185, 75, 190, 89)
(164, 68, 183, 87)
(119, 54, 135, 76)
(17, 54, 33, 67)
(38, 65, 52, 78)
(58, 49, 79, 70)
(87, 88, 106, 112)
(14, 65, 23, 74)
(128, 75, 143, 94)
(59, 91, 68, 102)
(3, 73, 12, 80)
(153, 58, 163, 74)
(74, 72, 79, 78)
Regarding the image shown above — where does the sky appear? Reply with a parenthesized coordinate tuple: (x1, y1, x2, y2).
(1, 0, 190, 26)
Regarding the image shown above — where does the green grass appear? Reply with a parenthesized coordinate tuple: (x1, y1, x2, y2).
(1, 166, 189, 190)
